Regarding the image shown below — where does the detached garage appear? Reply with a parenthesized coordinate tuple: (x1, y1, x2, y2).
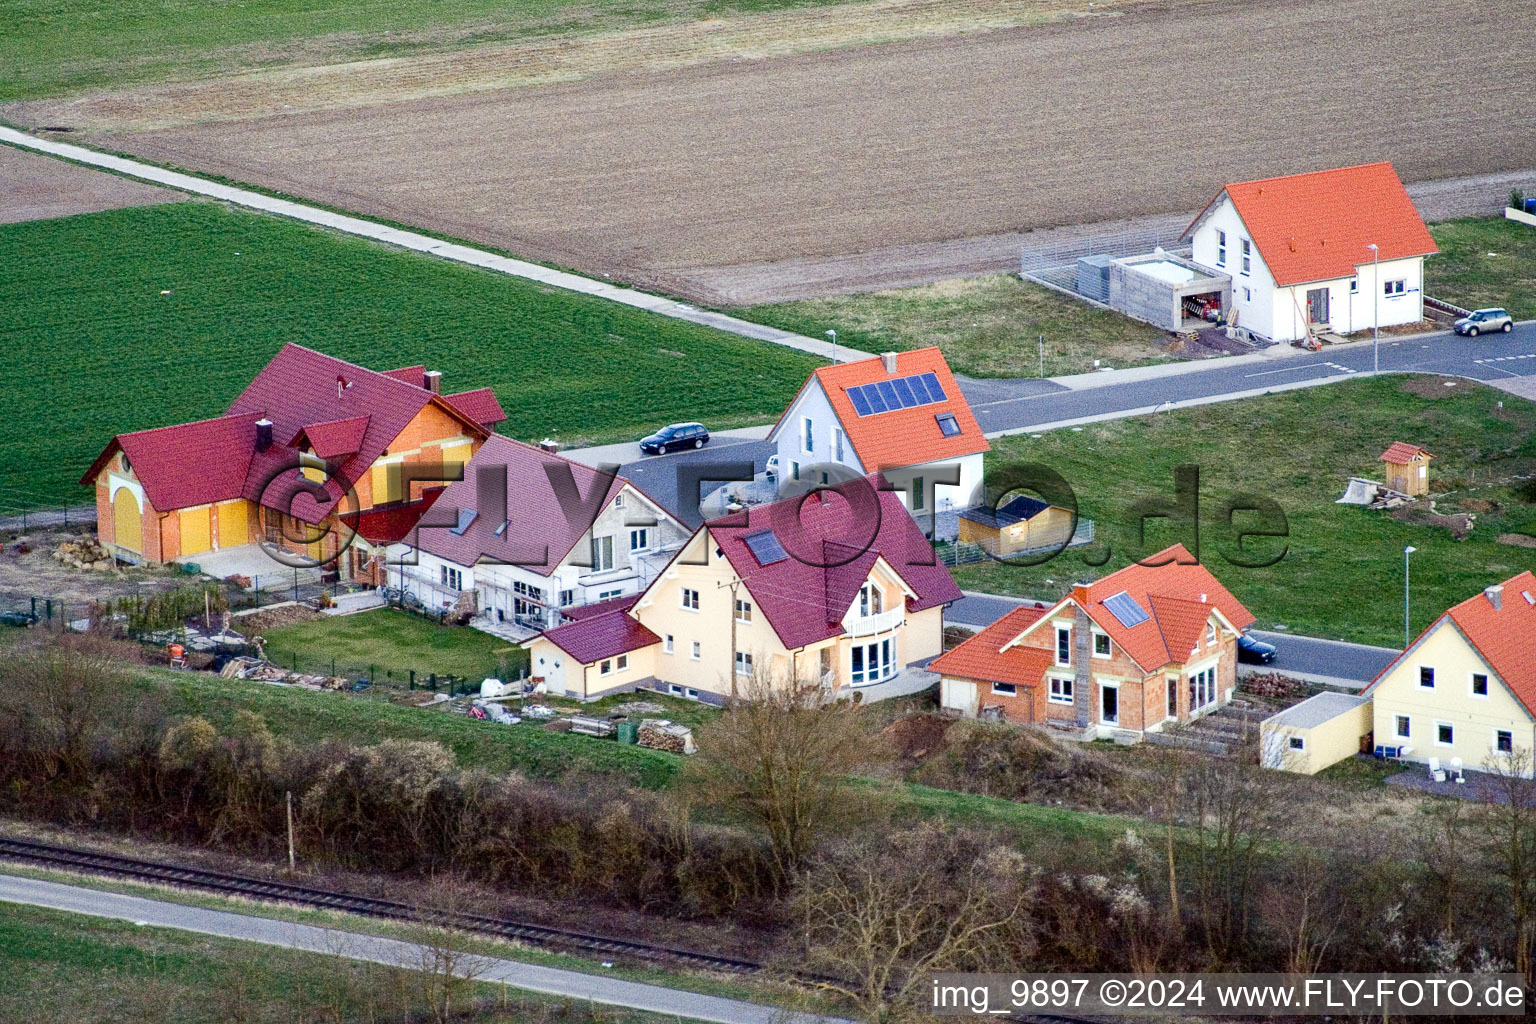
(1260, 691, 1372, 774)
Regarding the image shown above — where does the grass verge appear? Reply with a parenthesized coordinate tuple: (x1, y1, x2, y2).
(1426, 216, 1536, 319)
(949, 374, 1536, 647)
(734, 274, 1176, 378)
(0, 201, 817, 510)
(261, 608, 524, 684)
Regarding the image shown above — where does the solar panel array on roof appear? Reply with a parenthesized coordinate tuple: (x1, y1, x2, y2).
(744, 529, 789, 565)
(846, 372, 947, 417)
(1103, 590, 1150, 628)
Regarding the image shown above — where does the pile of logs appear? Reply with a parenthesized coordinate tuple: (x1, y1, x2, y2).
(1242, 672, 1306, 699)
(638, 719, 697, 755)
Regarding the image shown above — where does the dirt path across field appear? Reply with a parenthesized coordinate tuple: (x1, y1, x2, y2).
(13, 0, 1534, 304)
(0, 143, 182, 224)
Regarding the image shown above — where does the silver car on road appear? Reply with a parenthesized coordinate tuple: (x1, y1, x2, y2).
(1454, 307, 1514, 336)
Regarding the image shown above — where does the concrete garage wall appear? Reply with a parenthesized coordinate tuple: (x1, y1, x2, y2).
(1108, 255, 1231, 332)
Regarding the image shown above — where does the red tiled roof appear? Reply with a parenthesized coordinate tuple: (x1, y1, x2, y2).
(1075, 544, 1256, 673)
(538, 607, 660, 664)
(341, 487, 444, 545)
(1380, 442, 1432, 465)
(562, 594, 641, 621)
(290, 415, 371, 458)
(710, 475, 962, 650)
(929, 605, 1052, 687)
(382, 365, 426, 384)
(408, 434, 643, 575)
(443, 387, 507, 427)
(1367, 571, 1536, 716)
(1186, 163, 1437, 287)
(772, 348, 988, 472)
(78, 413, 261, 512)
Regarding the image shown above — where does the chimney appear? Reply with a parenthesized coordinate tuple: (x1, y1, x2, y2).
(423, 370, 442, 394)
(880, 352, 898, 374)
(1486, 584, 1503, 611)
(1071, 581, 1091, 606)
(255, 418, 273, 452)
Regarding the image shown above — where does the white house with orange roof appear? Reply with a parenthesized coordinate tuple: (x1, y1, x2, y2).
(1182, 162, 1438, 344)
(934, 544, 1254, 738)
(1362, 572, 1536, 777)
(766, 348, 988, 535)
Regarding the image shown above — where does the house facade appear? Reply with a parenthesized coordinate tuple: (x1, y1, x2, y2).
(1183, 162, 1437, 344)
(933, 544, 1254, 738)
(82, 345, 505, 573)
(766, 348, 988, 533)
(523, 476, 961, 702)
(385, 434, 688, 634)
(1363, 573, 1536, 777)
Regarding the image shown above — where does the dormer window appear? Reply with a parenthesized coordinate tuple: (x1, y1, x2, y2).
(859, 583, 883, 617)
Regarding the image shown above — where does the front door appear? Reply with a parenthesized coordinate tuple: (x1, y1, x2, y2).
(1306, 287, 1330, 324)
(1100, 683, 1119, 725)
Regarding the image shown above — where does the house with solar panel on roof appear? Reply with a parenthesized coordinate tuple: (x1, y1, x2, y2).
(765, 348, 987, 539)
(930, 544, 1255, 739)
(521, 474, 961, 703)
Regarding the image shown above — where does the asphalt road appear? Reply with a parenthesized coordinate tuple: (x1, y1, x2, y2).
(0, 874, 853, 1024)
(949, 592, 1399, 687)
(565, 435, 777, 529)
(960, 322, 1536, 435)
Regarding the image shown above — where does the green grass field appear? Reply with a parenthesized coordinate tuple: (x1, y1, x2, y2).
(735, 274, 1175, 378)
(0, 0, 865, 100)
(950, 374, 1536, 647)
(0, 901, 680, 1023)
(0, 200, 817, 510)
(261, 608, 524, 683)
(1427, 216, 1536, 319)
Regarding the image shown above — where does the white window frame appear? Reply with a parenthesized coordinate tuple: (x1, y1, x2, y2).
(1205, 622, 1217, 647)
(1384, 279, 1406, 296)
(790, 460, 800, 482)
(592, 535, 614, 572)
(991, 681, 1017, 697)
(1048, 675, 1074, 706)
(1493, 728, 1515, 756)
(597, 588, 623, 601)
(600, 659, 614, 676)
(1242, 286, 1251, 302)
(1099, 681, 1120, 725)
(664, 634, 674, 655)
(1240, 238, 1251, 275)
(735, 598, 752, 624)
(629, 528, 649, 552)
(441, 565, 463, 590)
(1469, 671, 1490, 699)
(832, 427, 845, 463)
(681, 588, 700, 612)
(1418, 665, 1435, 689)
(1215, 229, 1226, 267)
(1434, 720, 1455, 748)
(1395, 715, 1411, 740)
(686, 687, 700, 700)
(802, 416, 814, 454)
(616, 654, 628, 671)
(1349, 278, 1359, 294)
(669, 683, 683, 696)
(614, 493, 624, 509)
(1288, 735, 1306, 752)
(735, 651, 753, 676)
(1091, 630, 1111, 659)
(690, 641, 701, 661)
(1055, 625, 1071, 667)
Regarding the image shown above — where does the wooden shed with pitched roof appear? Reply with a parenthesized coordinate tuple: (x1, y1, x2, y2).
(1379, 442, 1432, 496)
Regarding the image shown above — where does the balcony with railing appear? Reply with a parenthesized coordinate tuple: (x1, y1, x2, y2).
(843, 605, 905, 638)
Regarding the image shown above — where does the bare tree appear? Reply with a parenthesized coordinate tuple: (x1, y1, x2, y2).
(684, 667, 888, 881)
(1476, 750, 1536, 981)
(1415, 798, 1472, 937)
(396, 878, 494, 1024)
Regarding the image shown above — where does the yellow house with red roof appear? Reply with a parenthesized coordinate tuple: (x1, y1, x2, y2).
(1362, 572, 1536, 776)
(934, 544, 1254, 737)
(766, 348, 988, 536)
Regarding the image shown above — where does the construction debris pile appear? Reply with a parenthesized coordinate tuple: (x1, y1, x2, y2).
(53, 539, 115, 571)
(637, 719, 697, 755)
(218, 656, 344, 690)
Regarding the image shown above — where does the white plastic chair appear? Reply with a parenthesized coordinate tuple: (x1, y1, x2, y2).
(1428, 757, 1447, 783)
(1450, 757, 1466, 784)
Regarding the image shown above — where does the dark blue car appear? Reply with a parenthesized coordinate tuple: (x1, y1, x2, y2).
(1237, 633, 1277, 665)
(640, 422, 709, 455)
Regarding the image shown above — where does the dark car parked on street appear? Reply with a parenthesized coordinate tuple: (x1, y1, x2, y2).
(639, 422, 710, 454)
(1237, 633, 1278, 665)
(1454, 308, 1514, 336)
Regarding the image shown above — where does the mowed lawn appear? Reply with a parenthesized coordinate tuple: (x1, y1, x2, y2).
(0, 200, 817, 509)
(0, 0, 868, 100)
(735, 274, 1174, 378)
(950, 375, 1536, 647)
(260, 609, 523, 683)
(1427, 216, 1536, 319)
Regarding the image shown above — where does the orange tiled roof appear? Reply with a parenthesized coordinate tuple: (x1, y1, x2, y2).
(929, 605, 1052, 687)
(781, 348, 989, 471)
(1380, 442, 1432, 465)
(1077, 544, 1256, 673)
(1368, 571, 1536, 716)
(1188, 162, 1437, 287)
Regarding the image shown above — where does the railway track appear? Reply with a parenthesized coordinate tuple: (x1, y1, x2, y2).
(0, 835, 764, 975)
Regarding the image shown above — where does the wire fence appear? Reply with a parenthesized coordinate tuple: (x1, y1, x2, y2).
(1019, 230, 1192, 293)
(0, 499, 95, 533)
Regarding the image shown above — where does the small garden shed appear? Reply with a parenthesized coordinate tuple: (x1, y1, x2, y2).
(1260, 691, 1372, 774)
(1379, 442, 1432, 496)
(957, 495, 1075, 556)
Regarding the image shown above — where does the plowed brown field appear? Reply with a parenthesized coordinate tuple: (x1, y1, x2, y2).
(18, 0, 1535, 303)
(0, 144, 182, 224)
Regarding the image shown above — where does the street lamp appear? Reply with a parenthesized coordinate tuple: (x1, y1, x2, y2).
(825, 329, 838, 364)
(1367, 243, 1380, 374)
(1403, 545, 1417, 648)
